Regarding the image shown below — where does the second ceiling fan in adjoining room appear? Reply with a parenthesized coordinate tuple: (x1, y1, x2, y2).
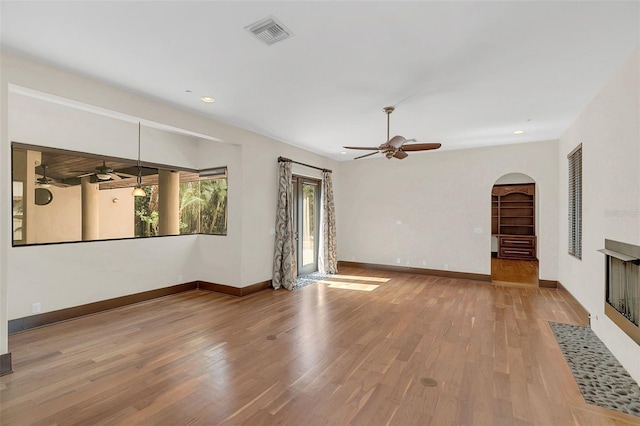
(72, 160, 136, 181)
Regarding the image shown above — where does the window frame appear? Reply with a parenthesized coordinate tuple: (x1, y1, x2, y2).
(178, 167, 228, 236)
(10, 142, 228, 246)
(568, 144, 582, 259)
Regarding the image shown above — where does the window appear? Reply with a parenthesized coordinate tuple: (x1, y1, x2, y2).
(179, 168, 228, 236)
(136, 168, 228, 237)
(568, 144, 582, 259)
(11, 142, 228, 245)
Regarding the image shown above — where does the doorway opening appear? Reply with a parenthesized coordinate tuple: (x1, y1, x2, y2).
(491, 173, 539, 286)
(292, 176, 321, 276)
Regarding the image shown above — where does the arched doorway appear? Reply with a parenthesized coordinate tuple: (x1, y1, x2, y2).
(491, 173, 539, 286)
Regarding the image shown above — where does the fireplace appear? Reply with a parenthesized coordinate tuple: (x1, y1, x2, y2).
(599, 239, 640, 345)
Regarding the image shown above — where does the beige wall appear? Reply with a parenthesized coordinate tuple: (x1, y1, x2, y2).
(98, 187, 135, 240)
(18, 184, 135, 244)
(33, 185, 81, 243)
(558, 48, 640, 382)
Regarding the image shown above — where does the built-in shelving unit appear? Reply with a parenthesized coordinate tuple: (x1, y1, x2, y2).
(492, 183, 536, 260)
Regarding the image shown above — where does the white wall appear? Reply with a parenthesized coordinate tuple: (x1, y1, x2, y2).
(558, 48, 640, 383)
(6, 91, 203, 319)
(0, 51, 338, 362)
(1, 52, 10, 355)
(337, 140, 559, 279)
(495, 173, 535, 185)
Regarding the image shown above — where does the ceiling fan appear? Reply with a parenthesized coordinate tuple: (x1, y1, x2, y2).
(344, 106, 442, 160)
(36, 164, 72, 188)
(73, 160, 134, 181)
(35, 165, 55, 188)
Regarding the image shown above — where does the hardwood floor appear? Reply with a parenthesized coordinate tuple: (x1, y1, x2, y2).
(491, 257, 539, 287)
(1, 267, 638, 425)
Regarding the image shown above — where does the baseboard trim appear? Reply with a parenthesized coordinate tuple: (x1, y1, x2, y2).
(198, 280, 272, 297)
(337, 261, 491, 283)
(557, 281, 590, 326)
(0, 352, 12, 376)
(8, 282, 198, 334)
(8, 279, 275, 335)
(539, 279, 558, 288)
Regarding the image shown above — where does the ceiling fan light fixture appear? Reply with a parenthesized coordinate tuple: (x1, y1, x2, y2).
(36, 165, 53, 188)
(132, 186, 146, 197)
(513, 130, 525, 134)
(96, 173, 111, 180)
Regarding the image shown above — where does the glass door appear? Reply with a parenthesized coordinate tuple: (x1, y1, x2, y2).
(292, 176, 320, 275)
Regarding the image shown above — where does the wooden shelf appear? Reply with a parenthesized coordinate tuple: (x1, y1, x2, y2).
(492, 183, 536, 260)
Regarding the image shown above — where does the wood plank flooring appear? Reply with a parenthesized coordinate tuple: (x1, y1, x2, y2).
(1, 267, 638, 425)
(491, 258, 539, 287)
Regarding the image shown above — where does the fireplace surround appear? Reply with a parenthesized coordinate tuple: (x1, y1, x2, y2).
(599, 239, 640, 345)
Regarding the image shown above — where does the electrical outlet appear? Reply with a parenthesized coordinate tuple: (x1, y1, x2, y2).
(396, 258, 401, 264)
(32, 303, 41, 314)
(177, 275, 183, 283)
(422, 260, 426, 266)
(406, 261, 410, 266)
(444, 264, 449, 270)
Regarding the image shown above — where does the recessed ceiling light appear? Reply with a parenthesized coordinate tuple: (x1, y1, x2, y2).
(340, 151, 347, 155)
(201, 97, 215, 103)
(185, 90, 192, 94)
(513, 130, 525, 134)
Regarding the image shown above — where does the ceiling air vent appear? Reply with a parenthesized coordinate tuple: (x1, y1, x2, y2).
(245, 17, 293, 46)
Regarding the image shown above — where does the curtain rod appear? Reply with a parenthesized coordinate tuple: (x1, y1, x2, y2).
(278, 156, 332, 173)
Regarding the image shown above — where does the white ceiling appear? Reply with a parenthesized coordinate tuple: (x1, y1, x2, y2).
(1, 1, 639, 161)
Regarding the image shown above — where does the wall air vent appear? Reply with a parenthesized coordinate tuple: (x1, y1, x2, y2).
(245, 17, 294, 46)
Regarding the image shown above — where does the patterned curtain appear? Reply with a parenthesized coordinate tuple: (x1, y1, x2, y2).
(273, 162, 297, 290)
(320, 171, 338, 274)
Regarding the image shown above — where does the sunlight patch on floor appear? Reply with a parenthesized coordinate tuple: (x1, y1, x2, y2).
(322, 281, 380, 291)
(331, 274, 390, 283)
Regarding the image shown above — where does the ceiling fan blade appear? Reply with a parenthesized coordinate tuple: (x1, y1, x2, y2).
(401, 143, 442, 151)
(343, 146, 380, 151)
(114, 172, 137, 179)
(393, 150, 408, 159)
(74, 172, 94, 178)
(354, 152, 380, 160)
(387, 135, 406, 149)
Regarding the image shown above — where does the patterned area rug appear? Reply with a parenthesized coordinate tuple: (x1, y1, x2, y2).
(293, 272, 332, 290)
(549, 322, 640, 417)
